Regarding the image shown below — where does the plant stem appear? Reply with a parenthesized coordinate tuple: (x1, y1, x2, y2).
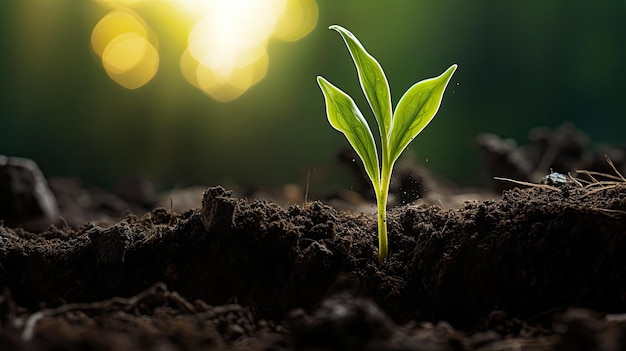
(376, 137, 392, 263)
(376, 177, 390, 263)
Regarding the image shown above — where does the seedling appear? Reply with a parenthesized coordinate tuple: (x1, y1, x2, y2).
(317, 25, 457, 263)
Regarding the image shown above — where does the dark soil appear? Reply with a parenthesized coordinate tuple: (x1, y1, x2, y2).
(2, 124, 626, 350)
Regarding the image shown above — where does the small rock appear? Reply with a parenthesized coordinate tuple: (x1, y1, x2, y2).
(201, 186, 237, 233)
(0, 155, 59, 228)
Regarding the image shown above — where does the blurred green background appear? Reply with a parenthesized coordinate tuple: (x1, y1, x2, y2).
(1, 0, 625, 195)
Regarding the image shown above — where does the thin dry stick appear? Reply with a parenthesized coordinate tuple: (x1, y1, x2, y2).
(576, 170, 623, 183)
(606, 154, 626, 181)
(304, 168, 313, 204)
(575, 155, 626, 198)
(493, 177, 561, 192)
(589, 207, 626, 215)
(575, 155, 625, 185)
(567, 172, 584, 187)
(579, 184, 620, 198)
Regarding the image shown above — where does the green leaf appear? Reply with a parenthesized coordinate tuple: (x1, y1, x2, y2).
(388, 64, 457, 165)
(317, 76, 380, 185)
(329, 25, 392, 140)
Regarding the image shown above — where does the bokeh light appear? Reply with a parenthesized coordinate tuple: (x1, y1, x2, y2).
(91, 0, 318, 100)
(91, 9, 159, 89)
(102, 33, 159, 89)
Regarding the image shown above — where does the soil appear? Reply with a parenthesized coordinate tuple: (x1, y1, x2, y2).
(2, 123, 626, 350)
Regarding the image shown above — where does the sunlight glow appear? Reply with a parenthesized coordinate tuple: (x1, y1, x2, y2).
(92, 0, 318, 100)
(181, 47, 269, 102)
(181, 0, 286, 101)
(272, 0, 318, 41)
(95, 0, 143, 8)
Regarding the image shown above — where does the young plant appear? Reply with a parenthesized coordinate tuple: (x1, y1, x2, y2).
(317, 25, 457, 263)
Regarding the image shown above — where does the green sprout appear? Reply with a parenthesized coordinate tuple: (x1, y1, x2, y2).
(317, 25, 457, 263)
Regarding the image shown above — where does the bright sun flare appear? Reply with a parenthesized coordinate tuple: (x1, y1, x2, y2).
(92, 0, 318, 101)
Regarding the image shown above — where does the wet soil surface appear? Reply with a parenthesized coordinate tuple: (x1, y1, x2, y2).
(2, 124, 626, 350)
